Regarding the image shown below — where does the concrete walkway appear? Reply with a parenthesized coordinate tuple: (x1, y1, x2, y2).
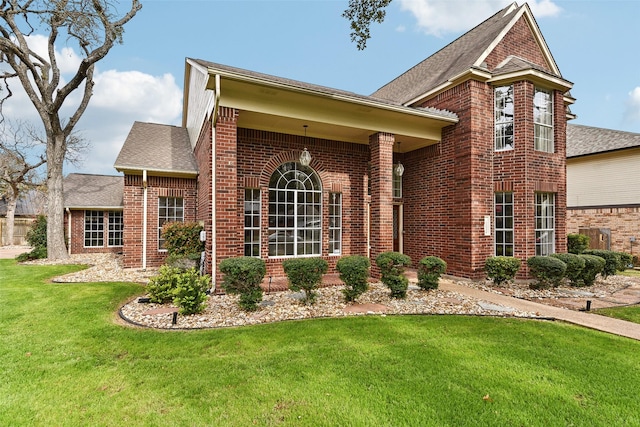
(439, 280, 640, 341)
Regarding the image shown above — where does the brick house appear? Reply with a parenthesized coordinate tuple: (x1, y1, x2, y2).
(64, 2, 574, 285)
(566, 124, 640, 254)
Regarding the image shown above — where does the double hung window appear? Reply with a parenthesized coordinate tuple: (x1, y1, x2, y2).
(495, 85, 514, 151)
(84, 210, 104, 247)
(108, 211, 123, 247)
(244, 189, 261, 257)
(534, 87, 553, 152)
(535, 193, 555, 255)
(328, 193, 342, 255)
(158, 197, 184, 249)
(494, 192, 514, 256)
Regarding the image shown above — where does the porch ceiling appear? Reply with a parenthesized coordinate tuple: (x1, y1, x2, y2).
(214, 76, 457, 153)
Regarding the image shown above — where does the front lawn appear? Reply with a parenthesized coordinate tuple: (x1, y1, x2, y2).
(1, 259, 639, 426)
(595, 305, 640, 324)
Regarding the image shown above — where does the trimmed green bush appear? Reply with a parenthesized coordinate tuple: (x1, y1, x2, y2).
(417, 256, 447, 290)
(375, 251, 411, 299)
(527, 256, 566, 289)
(578, 254, 605, 287)
(172, 268, 211, 315)
(583, 250, 618, 278)
(161, 222, 205, 269)
(615, 252, 633, 271)
(484, 256, 521, 286)
(283, 258, 328, 305)
(567, 233, 589, 254)
(147, 265, 184, 304)
(336, 255, 370, 302)
(219, 257, 266, 311)
(550, 253, 585, 287)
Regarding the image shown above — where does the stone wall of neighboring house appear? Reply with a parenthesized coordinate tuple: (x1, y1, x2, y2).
(66, 210, 123, 255)
(567, 206, 640, 255)
(121, 175, 197, 268)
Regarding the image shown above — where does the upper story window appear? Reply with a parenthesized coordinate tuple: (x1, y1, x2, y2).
(534, 87, 553, 152)
(268, 162, 322, 257)
(494, 85, 514, 151)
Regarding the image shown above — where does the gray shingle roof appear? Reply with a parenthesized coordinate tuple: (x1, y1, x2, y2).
(567, 124, 640, 158)
(190, 59, 459, 120)
(63, 173, 123, 208)
(0, 189, 46, 216)
(114, 122, 198, 174)
(371, 3, 553, 104)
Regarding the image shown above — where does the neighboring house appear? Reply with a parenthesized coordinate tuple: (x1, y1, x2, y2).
(65, 2, 574, 285)
(63, 173, 124, 254)
(0, 189, 46, 245)
(566, 124, 640, 254)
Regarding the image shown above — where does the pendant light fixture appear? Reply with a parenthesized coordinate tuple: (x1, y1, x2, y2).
(394, 141, 404, 176)
(300, 125, 312, 166)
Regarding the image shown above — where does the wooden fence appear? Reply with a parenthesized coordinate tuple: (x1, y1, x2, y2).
(0, 217, 36, 246)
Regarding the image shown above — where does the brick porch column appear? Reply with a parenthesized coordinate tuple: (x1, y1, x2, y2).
(214, 107, 241, 286)
(369, 132, 395, 278)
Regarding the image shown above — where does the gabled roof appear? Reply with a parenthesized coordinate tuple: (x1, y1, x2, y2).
(371, 2, 566, 105)
(0, 189, 46, 216)
(567, 124, 640, 158)
(63, 174, 124, 209)
(114, 122, 198, 176)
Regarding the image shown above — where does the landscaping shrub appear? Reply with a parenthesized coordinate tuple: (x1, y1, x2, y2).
(567, 233, 589, 254)
(336, 255, 370, 302)
(172, 268, 211, 315)
(282, 258, 328, 305)
(161, 222, 204, 268)
(417, 256, 447, 290)
(550, 253, 585, 287)
(484, 256, 521, 286)
(527, 256, 566, 289)
(375, 251, 411, 299)
(615, 252, 633, 271)
(578, 254, 605, 287)
(583, 250, 618, 278)
(219, 256, 266, 311)
(147, 265, 183, 303)
(16, 215, 48, 261)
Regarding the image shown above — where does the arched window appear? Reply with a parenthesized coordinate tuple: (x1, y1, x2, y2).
(268, 162, 322, 257)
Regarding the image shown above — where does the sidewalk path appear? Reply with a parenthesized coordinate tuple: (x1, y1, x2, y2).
(440, 280, 640, 341)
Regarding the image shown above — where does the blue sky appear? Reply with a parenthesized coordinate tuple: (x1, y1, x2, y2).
(7, 0, 640, 175)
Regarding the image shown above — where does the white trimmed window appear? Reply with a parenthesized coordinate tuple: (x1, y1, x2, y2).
(495, 85, 514, 151)
(494, 192, 514, 257)
(84, 210, 104, 247)
(328, 193, 342, 255)
(108, 211, 123, 247)
(534, 87, 553, 152)
(268, 162, 321, 257)
(535, 193, 555, 256)
(158, 197, 184, 250)
(393, 168, 402, 198)
(244, 189, 261, 257)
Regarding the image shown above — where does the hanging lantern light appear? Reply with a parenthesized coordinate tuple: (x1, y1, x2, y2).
(300, 125, 312, 166)
(394, 162, 405, 177)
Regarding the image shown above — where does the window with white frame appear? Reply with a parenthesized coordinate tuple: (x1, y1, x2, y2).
(84, 210, 104, 247)
(244, 189, 261, 257)
(535, 193, 555, 256)
(534, 87, 553, 152)
(108, 211, 123, 247)
(495, 85, 514, 151)
(494, 192, 514, 257)
(328, 193, 342, 255)
(393, 167, 402, 198)
(268, 162, 321, 257)
(158, 197, 184, 250)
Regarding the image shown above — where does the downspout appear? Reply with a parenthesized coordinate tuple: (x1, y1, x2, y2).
(211, 74, 220, 289)
(142, 169, 148, 270)
(65, 208, 71, 255)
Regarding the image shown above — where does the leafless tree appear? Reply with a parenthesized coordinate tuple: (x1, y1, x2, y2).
(0, 0, 141, 259)
(0, 120, 45, 245)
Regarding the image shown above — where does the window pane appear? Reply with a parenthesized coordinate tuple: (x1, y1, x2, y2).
(495, 85, 514, 151)
(158, 197, 184, 249)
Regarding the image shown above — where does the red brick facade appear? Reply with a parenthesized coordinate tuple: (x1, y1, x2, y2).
(65, 209, 123, 255)
(567, 207, 640, 254)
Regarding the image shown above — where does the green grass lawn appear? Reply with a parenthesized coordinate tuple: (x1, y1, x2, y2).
(595, 305, 640, 324)
(2, 259, 640, 426)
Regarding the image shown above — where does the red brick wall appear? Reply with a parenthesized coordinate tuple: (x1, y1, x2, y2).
(66, 209, 123, 255)
(484, 17, 551, 72)
(122, 175, 197, 268)
(194, 119, 213, 276)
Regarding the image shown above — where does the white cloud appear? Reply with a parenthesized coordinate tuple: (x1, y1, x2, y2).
(624, 87, 640, 124)
(397, 0, 561, 36)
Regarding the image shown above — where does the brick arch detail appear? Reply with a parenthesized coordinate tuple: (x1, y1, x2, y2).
(259, 149, 331, 190)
